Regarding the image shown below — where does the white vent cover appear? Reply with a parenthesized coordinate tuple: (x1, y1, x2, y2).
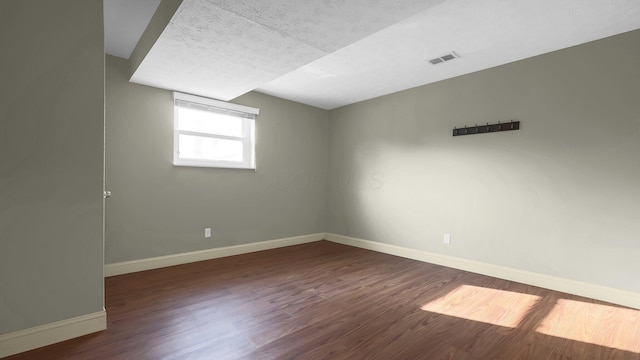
(428, 52, 459, 65)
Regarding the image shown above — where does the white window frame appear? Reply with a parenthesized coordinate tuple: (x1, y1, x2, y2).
(173, 92, 259, 169)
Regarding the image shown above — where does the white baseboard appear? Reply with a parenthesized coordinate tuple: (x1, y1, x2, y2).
(105, 233, 325, 277)
(325, 233, 640, 310)
(0, 310, 106, 359)
(104, 231, 640, 308)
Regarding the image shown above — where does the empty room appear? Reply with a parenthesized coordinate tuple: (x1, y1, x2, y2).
(1, 0, 640, 359)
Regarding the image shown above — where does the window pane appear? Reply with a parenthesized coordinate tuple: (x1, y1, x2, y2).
(178, 134, 243, 162)
(177, 107, 243, 137)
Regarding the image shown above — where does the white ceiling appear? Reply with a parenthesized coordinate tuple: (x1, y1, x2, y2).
(105, 0, 640, 110)
(104, 0, 161, 59)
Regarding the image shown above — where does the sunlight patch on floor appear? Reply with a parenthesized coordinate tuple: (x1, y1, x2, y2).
(420, 284, 540, 328)
(536, 299, 640, 353)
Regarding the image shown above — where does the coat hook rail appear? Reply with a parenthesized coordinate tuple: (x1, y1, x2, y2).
(453, 120, 520, 136)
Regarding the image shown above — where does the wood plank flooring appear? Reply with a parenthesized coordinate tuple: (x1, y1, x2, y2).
(6, 241, 640, 359)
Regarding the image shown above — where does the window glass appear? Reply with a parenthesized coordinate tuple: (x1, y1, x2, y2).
(176, 107, 243, 137)
(173, 92, 259, 169)
(178, 134, 243, 162)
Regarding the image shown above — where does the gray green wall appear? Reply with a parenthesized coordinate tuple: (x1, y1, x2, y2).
(2, 0, 637, 346)
(105, 55, 328, 263)
(0, 0, 105, 334)
(108, 29, 640, 295)
(327, 29, 640, 293)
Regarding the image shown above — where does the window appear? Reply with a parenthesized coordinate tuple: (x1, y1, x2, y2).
(173, 92, 259, 169)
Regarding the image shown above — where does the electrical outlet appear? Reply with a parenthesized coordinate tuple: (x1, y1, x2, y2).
(204, 228, 212, 238)
(443, 233, 451, 245)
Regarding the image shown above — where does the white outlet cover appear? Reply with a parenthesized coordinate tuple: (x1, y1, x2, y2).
(443, 233, 451, 245)
(205, 228, 212, 238)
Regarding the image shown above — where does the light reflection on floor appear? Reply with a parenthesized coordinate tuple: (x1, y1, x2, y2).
(535, 298, 640, 353)
(422, 284, 640, 354)
(420, 284, 541, 328)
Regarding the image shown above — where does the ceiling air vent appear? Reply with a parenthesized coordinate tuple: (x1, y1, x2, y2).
(428, 52, 459, 65)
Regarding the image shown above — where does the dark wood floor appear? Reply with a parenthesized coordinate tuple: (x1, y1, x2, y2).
(6, 241, 640, 360)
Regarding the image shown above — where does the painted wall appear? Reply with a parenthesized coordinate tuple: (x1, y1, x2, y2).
(0, 0, 105, 334)
(105, 55, 328, 263)
(327, 29, 640, 293)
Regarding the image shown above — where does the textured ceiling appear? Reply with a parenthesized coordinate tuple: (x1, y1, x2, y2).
(129, 0, 445, 102)
(116, 0, 640, 109)
(258, 0, 640, 109)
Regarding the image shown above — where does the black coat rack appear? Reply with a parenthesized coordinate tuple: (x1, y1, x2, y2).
(453, 121, 520, 136)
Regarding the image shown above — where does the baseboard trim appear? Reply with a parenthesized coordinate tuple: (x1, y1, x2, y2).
(105, 233, 325, 277)
(0, 310, 106, 359)
(325, 233, 640, 310)
(104, 232, 640, 308)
